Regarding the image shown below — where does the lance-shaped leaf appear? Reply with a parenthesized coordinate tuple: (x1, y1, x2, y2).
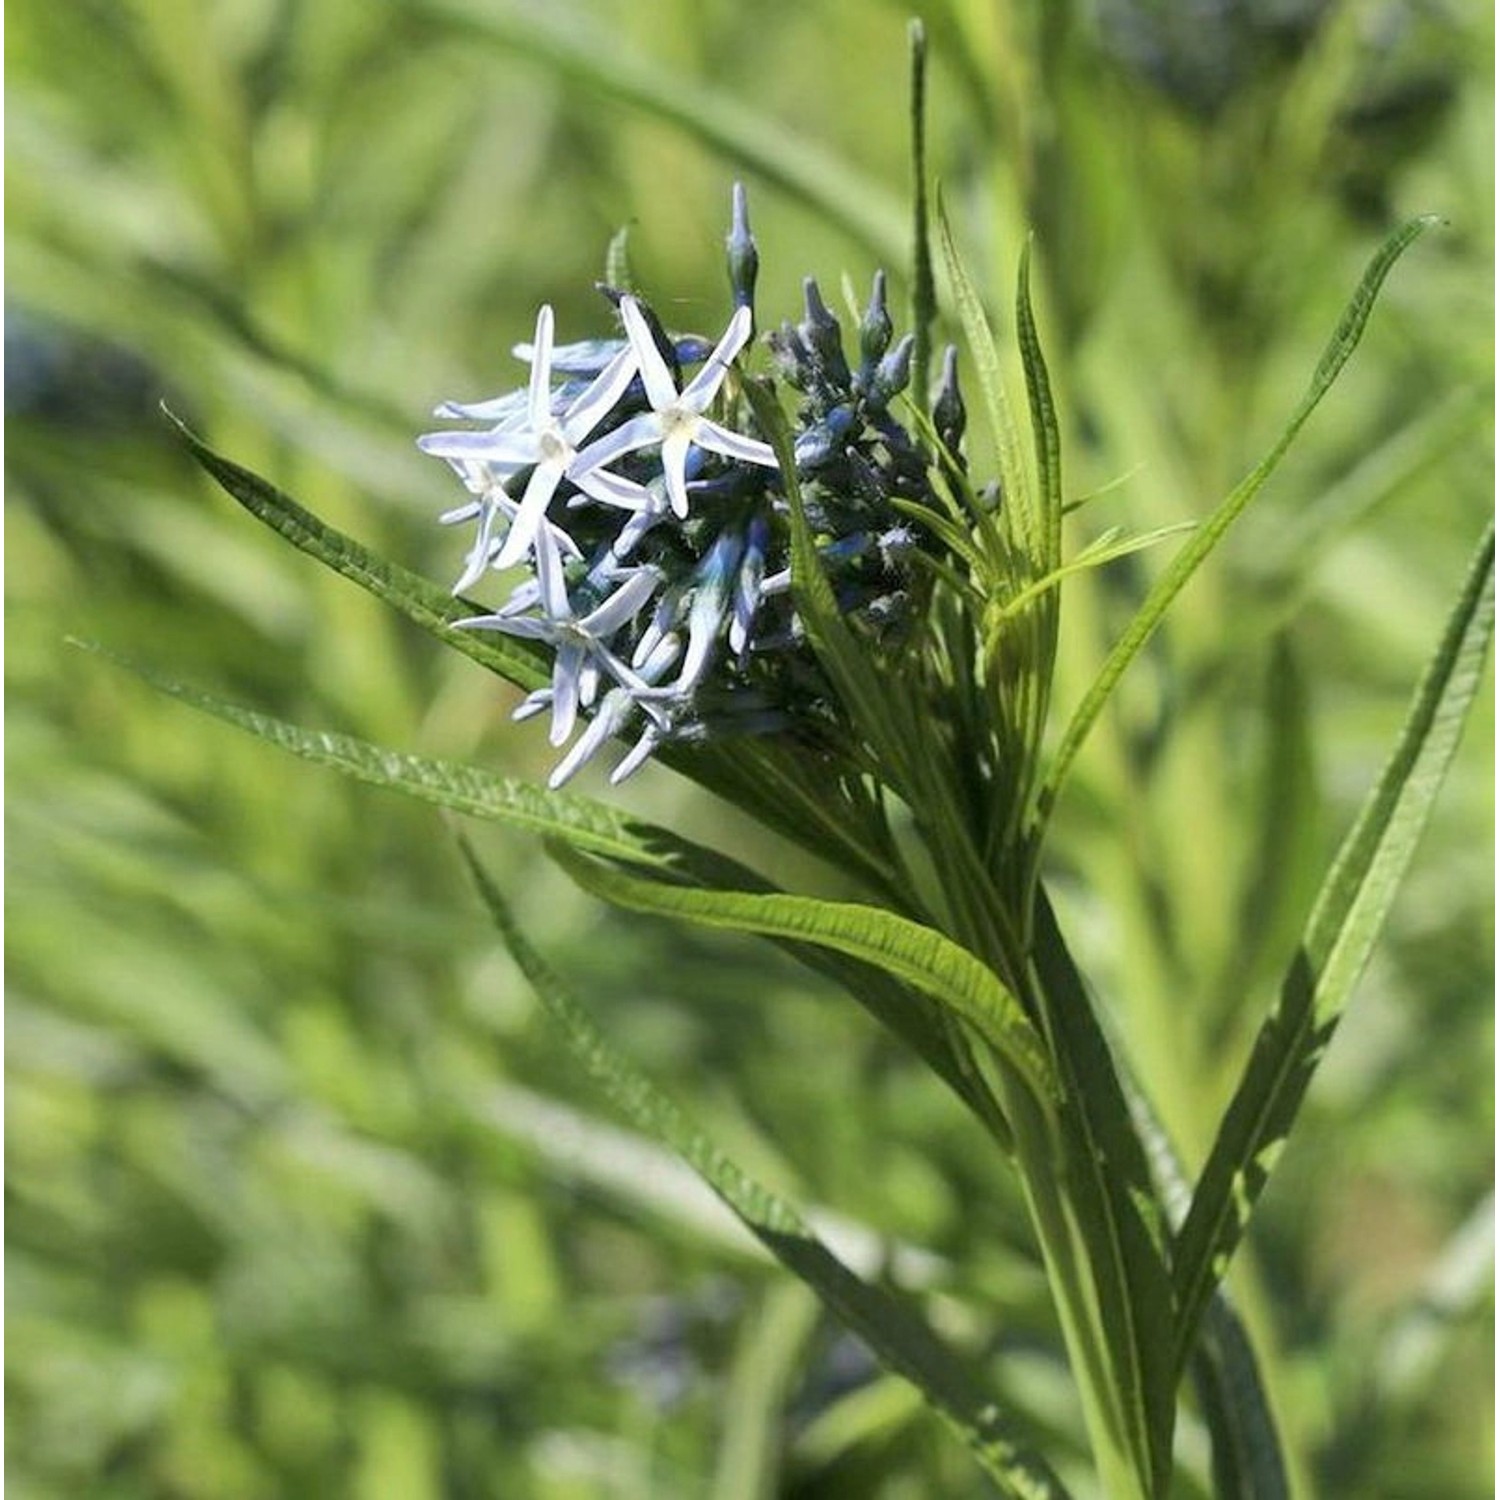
(1125, 1046, 1291, 1500)
(935, 198, 1038, 570)
(166, 407, 551, 693)
(907, 19, 936, 405)
(1015, 239, 1062, 578)
(459, 840, 1071, 1500)
(1034, 216, 1439, 839)
(1027, 893, 1179, 1498)
(79, 645, 1010, 1135)
(549, 844, 1059, 1113)
(1172, 523, 1494, 1376)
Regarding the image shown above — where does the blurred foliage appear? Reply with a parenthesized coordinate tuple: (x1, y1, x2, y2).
(6, 1, 1492, 1496)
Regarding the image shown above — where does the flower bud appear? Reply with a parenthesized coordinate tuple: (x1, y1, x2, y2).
(872, 333, 915, 402)
(859, 270, 893, 367)
(798, 278, 851, 390)
(932, 343, 966, 461)
(726, 182, 759, 317)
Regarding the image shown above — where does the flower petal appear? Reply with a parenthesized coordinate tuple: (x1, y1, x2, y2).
(495, 461, 565, 570)
(620, 297, 680, 411)
(570, 411, 662, 476)
(512, 688, 552, 722)
(452, 500, 504, 595)
(561, 344, 638, 442)
(418, 430, 539, 466)
(531, 520, 573, 621)
(660, 429, 694, 519)
(526, 304, 555, 429)
(610, 724, 662, 784)
(691, 419, 778, 468)
(549, 642, 584, 746)
(451, 614, 551, 639)
(548, 689, 634, 790)
(579, 567, 661, 638)
(571, 463, 651, 512)
(681, 304, 752, 411)
(434, 389, 530, 423)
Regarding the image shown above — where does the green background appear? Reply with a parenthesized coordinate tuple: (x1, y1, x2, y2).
(7, 1, 1492, 1495)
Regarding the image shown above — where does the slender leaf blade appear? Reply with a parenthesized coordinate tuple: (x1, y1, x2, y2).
(166, 408, 550, 693)
(1028, 893, 1179, 1497)
(1125, 1053, 1291, 1500)
(908, 19, 936, 405)
(460, 840, 1071, 1500)
(551, 844, 1058, 1110)
(1173, 522, 1495, 1373)
(934, 197, 1037, 566)
(73, 642, 677, 868)
(1035, 217, 1439, 835)
(1015, 239, 1062, 574)
(83, 646, 1003, 1128)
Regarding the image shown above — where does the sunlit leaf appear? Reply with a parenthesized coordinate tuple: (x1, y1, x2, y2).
(1035, 217, 1440, 839)
(461, 839, 1071, 1500)
(1173, 523, 1495, 1372)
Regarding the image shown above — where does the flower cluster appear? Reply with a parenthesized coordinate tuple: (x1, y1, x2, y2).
(419, 186, 961, 788)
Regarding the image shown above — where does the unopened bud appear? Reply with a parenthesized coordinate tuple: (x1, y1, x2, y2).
(726, 182, 759, 317)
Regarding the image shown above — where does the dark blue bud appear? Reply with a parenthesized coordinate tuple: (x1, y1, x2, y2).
(725, 182, 759, 318)
(859, 270, 893, 366)
(793, 403, 858, 469)
(932, 343, 966, 457)
(873, 333, 915, 401)
(767, 321, 813, 390)
(798, 278, 851, 389)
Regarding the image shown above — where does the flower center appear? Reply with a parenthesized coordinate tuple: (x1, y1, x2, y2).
(537, 425, 572, 465)
(657, 404, 697, 441)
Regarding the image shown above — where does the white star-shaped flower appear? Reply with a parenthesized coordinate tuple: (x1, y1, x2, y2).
(435, 455, 585, 594)
(419, 305, 649, 583)
(570, 297, 778, 521)
(453, 523, 659, 750)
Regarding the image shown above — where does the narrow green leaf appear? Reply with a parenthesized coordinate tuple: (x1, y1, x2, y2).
(1035, 216, 1439, 837)
(551, 844, 1058, 1111)
(1173, 522, 1494, 1374)
(460, 840, 1071, 1500)
(1187, 1298, 1293, 1500)
(934, 197, 1038, 567)
(73, 642, 677, 868)
(1027, 893, 1178, 1497)
(83, 645, 1004, 1132)
(414, 0, 907, 269)
(165, 408, 550, 694)
(1125, 1054, 1291, 1500)
(986, 522, 1198, 631)
(1015, 239, 1062, 574)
